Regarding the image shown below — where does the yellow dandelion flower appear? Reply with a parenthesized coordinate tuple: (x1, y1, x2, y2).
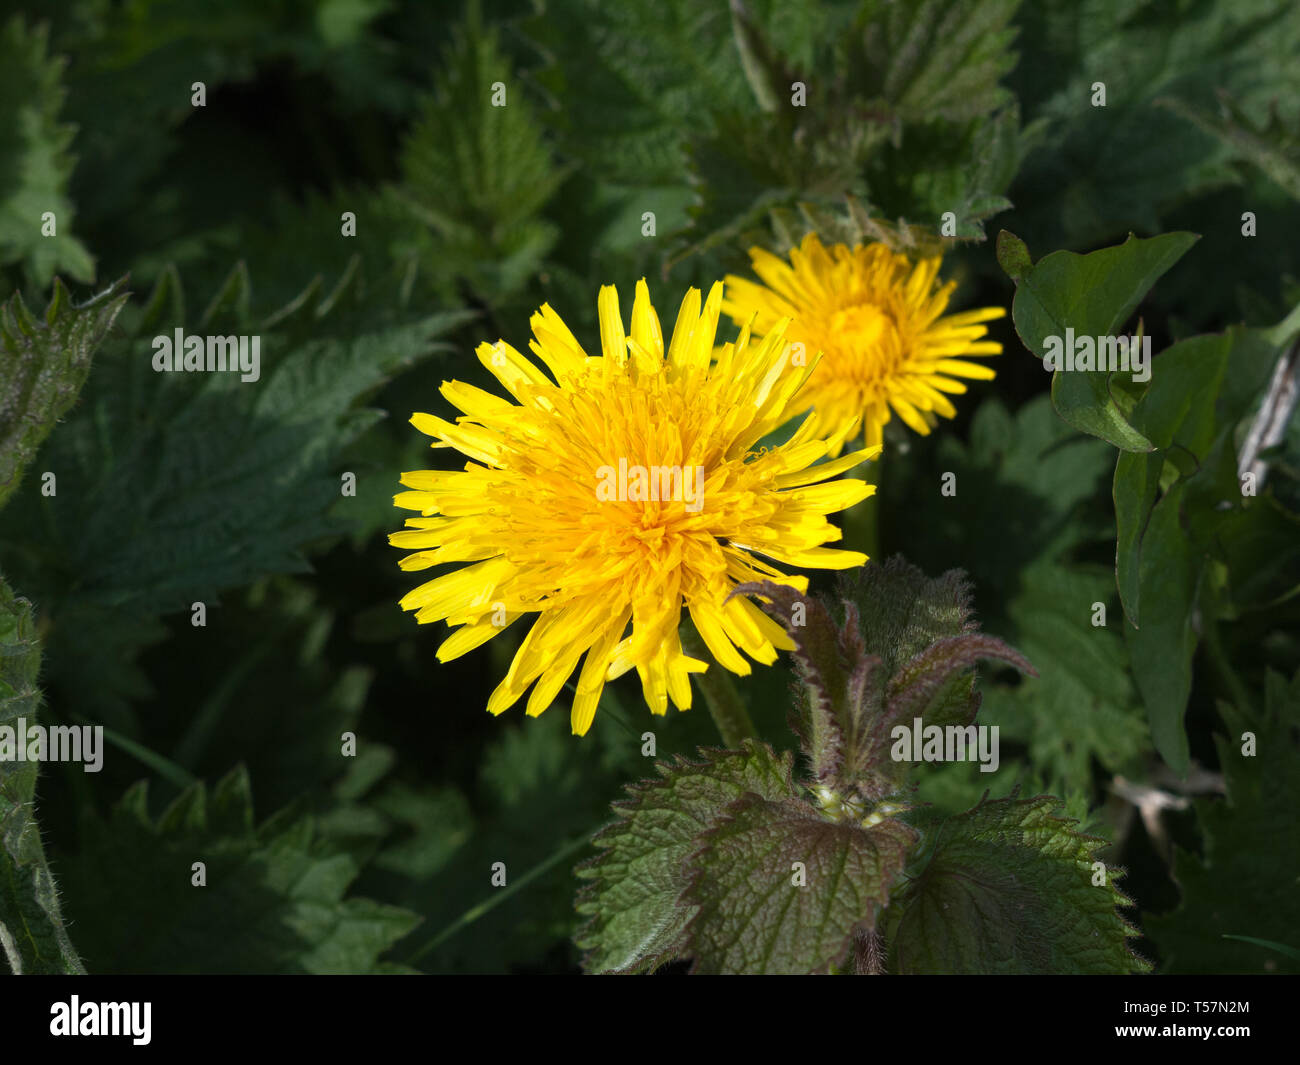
(391, 279, 877, 735)
(722, 232, 1006, 454)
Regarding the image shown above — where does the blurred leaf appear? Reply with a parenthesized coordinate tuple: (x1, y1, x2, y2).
(0, 17, 94, 286)
(850, 0, 1021, 123)
(61, 765, 420, 974)
(983, 560, 1148, 789)
(1159, 91, 1300, 202)
(1009, 0, 1300, 250)
(1145, 670, 1300, 973)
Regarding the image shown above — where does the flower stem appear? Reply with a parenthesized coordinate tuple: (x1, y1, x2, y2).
(681, 623, 756, 747)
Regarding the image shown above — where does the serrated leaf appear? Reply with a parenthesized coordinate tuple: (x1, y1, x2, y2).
(740, 561, 1033, 800)
(851, 0, 1021, 124)
(0, 269, 472, 722)
(841, 557, 974, 677)
(1145, 670, 1300, 973)
(0, 276, 129, 509)
(982, 560, 1148, 790)
(0, 17, 95, 285)
(574, 741, 797, 974)
(399, 14, 565, 300)
(684, 794, 916, 974)
(60, 765, 420, 974)
(892, 795, 1146, 973)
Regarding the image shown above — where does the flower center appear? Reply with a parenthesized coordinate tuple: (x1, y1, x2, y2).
(823, 302, 903, 387)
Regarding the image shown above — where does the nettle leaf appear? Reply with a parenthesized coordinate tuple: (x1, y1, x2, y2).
(891, 795, 1147, 974)
(982, 560, 1148, 790)
(1145, 670, 1300, 973)
(0, 574, 83, 974)
(574, 741, 797, 974)
(1160, 91, 1300, 202)
(1009, 0, 1298, 252)
(523, 0, 755, 187)
(849, 0, 1021, 124)
(60, 766, 421, 974)
(0, 277, 129, 509)
(730, 581, 868, 785)
(0, 16, 94, 286)
(1001, 229, 1199, 450)
(845, 557, 973, 673)
(882, 396, 1146, 790)
(0, 267, 471, 722)
(738, 560, 1033, 799)
(684, 795, 916, 974)
(398, 16, 566, 300)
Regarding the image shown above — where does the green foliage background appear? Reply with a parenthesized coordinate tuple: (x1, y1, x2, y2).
(0, 0, 1297, 973)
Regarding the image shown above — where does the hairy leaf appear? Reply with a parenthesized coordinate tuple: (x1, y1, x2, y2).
(574, 741, 796, 974)
(0, 574, 83, 974)
(684, 794, 916, 974)
(0, 277, 128, 509)
(892, 795, 1146, 973)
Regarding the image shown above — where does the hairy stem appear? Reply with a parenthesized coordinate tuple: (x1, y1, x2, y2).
(853, 929, 885, 975)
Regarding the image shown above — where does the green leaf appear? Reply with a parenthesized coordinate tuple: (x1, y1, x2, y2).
(574, 741, 797, 974)
(0, 276, 129, 510)
(1113, 450, 1162, 626)
(740, 561, 1032, 800)
(0, 574, 83, 973)
(996, 228, 1032, 281)
(1145, 670, 1300, 973)
(892, 795, 1146, 973)
(0, 17, 95, 285)
(398, 14, 566, 300)
(1125, 482, 1200, 773)
(0, 266, 472, 723)
(1006, 230, 1200, 450)
(1158, 91, 1300, 203)
(1009, 0, 1300, 252)
(982, 560, 1148, 791)
(522, 0, 756, 186)
(850, 0, 1022, 124)
(684, 794, 916, 974)
(1132, 332, 1232, 453)
(60, 765, 421, 974)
